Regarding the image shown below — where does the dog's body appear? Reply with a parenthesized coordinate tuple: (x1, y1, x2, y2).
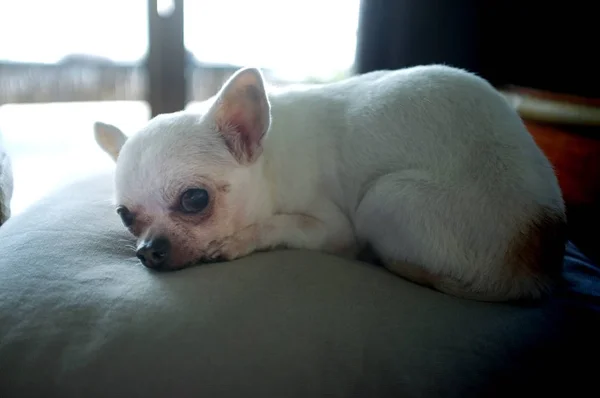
(0, 131, 13, 226)
(95, 65, 566, 301)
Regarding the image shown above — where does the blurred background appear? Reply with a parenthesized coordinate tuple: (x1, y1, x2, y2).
(0, 0, 360, 215)
(0, 0, 598, 260)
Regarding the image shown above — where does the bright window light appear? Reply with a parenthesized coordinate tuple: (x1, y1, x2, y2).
(184, 0, 361, 81)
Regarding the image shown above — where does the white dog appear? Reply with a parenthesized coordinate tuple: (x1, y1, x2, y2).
(94, 65, 567, 301)
(0, 131, 13, 226)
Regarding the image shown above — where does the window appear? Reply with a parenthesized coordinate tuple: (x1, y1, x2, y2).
(185, 0, 360, 81)
(184, 0, 360, 105)
(0, 0, 360, 214)
(0, 0, 150, 214)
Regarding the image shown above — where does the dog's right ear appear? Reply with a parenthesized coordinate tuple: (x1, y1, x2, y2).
(94, 122, 127, 162)
(208, 67, 271, 164)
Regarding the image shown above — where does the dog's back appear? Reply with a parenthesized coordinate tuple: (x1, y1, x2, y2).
(267, 65, 567, 301)
(349, 65, 566, 300)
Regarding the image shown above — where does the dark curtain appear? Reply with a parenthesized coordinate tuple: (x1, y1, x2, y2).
(354, 0, 600, 98)
(355, 0, 480, 77)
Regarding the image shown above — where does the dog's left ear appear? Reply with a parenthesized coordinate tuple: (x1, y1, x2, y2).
(93, 122, 128, 162)
(209, 67, 271, 164)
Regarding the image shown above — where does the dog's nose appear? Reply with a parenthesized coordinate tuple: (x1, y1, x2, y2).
(136, 236, 171, 270)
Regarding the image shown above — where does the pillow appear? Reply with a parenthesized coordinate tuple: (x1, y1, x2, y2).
(0, 173, 591, 397)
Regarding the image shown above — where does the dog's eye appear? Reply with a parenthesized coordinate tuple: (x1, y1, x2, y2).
(180, 188, 210, 213)
(116, 205, 134, 227)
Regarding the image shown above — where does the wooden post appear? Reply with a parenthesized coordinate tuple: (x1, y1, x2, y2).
(147, 0, 186, 118)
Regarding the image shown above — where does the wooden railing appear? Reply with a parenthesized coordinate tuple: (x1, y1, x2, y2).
(0, 58, 288, 106)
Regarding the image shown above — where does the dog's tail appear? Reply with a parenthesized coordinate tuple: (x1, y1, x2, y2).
(436, 204, 568, 302)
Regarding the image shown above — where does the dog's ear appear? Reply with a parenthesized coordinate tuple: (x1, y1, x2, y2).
(209, 67, 271, 164)
(93, 122, 127, 162)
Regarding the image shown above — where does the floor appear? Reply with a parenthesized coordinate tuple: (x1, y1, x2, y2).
(0, 101, 151, 215)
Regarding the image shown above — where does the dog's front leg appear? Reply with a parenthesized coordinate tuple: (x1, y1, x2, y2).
(206, 212, 356, 261)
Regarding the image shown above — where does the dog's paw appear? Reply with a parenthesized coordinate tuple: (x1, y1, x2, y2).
(204, 240, 224, 261)
(205, 226, 258, 261)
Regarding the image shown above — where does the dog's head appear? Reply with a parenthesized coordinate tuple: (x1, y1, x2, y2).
(94, 67, 271, 270)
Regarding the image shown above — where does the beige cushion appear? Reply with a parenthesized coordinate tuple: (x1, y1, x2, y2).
(0, 172, 582, 397)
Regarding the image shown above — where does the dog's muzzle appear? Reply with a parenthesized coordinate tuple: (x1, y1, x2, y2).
(136, 236, 171, 270)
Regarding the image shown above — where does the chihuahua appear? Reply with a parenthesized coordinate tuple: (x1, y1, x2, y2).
(0, 132, 13, 226)
(94, 65, 566, 301)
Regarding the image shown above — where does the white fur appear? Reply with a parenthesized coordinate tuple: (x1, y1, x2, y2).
(0, 131, 13, 225)
(95, 65, 566, 301)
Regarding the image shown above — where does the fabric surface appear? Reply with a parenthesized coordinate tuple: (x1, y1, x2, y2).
(559, 241, 600, 312)
(0, 173, 593, 398)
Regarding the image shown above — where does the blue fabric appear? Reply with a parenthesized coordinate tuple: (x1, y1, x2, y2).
(549, 242, 600, 395)
(557, 241, 600, 312)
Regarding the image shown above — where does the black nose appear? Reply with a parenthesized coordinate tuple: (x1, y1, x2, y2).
(136, 236, 171, 269)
